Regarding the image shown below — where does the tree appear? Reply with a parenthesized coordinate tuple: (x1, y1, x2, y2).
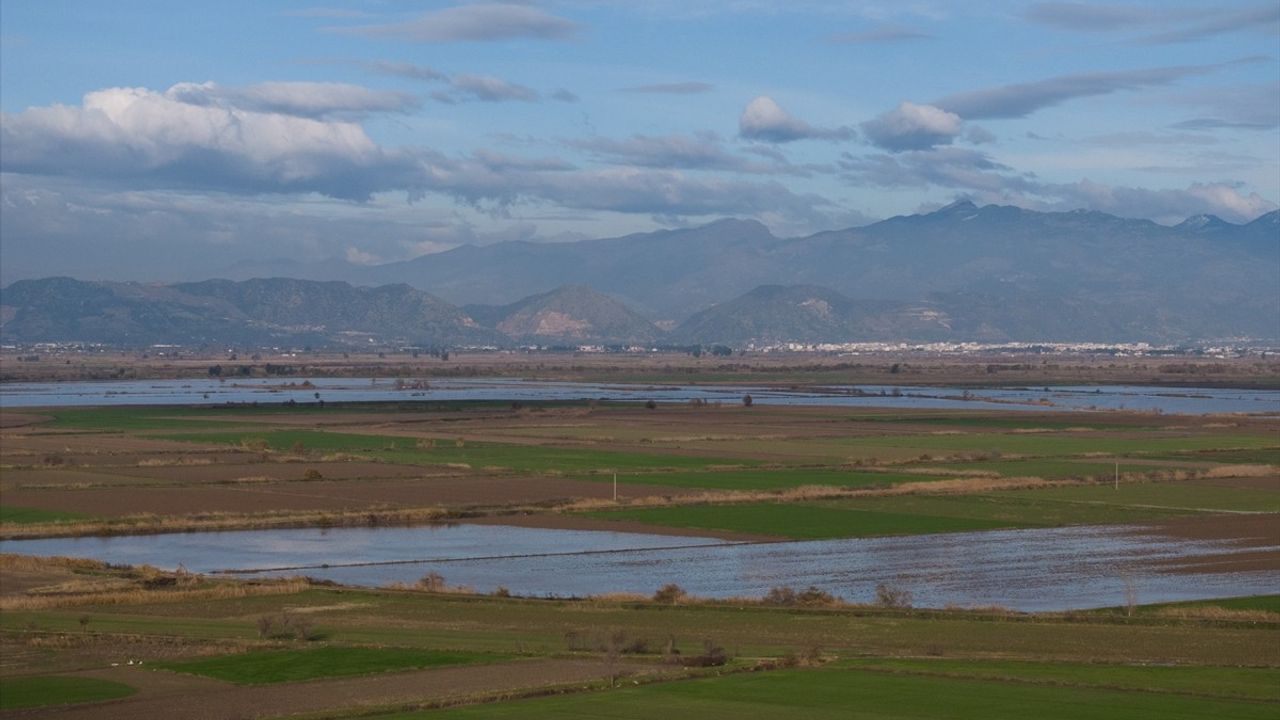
(742, 394, 753, 407)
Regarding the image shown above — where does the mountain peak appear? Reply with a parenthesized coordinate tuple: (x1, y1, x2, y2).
(1177, 214, 1230, 230)
(935, 199, 978, 214)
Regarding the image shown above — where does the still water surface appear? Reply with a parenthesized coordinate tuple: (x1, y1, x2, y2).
(2, 378, 1276, 415)
(3, 523, 1274, 611)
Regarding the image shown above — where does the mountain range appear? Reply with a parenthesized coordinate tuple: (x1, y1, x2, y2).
(3, 203, 1277, 346)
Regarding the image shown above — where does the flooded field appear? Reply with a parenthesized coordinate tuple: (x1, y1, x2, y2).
(2, 377, 1278, 414)
(4, 522, 1275, 611)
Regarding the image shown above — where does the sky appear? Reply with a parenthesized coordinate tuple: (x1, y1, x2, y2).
(1, 1, 1278, 283)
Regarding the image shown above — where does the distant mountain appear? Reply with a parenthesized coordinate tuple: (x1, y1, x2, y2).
(672, 285, 940, 345)
(0, 277, 503, 347)
(4, 204, 1277, 345)
(344, 203, 1277, 340)
(464, 285, 662, 344)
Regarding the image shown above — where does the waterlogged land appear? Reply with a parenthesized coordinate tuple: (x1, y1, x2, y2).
(0, 395, 1277, 717)
(4, 349, 1280, 388)
(0, 556, 1276, 719)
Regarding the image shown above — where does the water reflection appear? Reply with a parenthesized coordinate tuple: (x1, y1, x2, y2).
(3, 523, 1274, 611)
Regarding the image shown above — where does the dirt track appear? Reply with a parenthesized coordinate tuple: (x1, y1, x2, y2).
(2, 658, 655, 720)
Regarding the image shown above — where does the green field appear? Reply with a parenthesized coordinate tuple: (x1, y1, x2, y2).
(0, 506, 89, 524)
(0, 676, 136, 710)
(935, 458, 1171, 479)
(156, 429, 749, 473)
(383, 664, 1279, 719)
(154, 646, 501, 685)
(597, 468, 928, 491)
(1002, 481, 1280, 513)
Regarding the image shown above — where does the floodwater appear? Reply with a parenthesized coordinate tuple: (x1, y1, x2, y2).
(3, 523, 1275, 611)
(1, 378, 1276, 415)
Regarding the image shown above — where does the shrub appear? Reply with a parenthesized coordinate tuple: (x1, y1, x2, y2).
(652, 583, 687, 604)
(875, 582, 913, 609)
(684, 639, 727, 667)
(417, 572, 447, 592)
(302, 469, 323, 481)
(762, 586, 798, 606)
(255, 613, 318, 641)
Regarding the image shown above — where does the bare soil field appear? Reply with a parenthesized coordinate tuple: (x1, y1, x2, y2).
(1, 475, 699, 518)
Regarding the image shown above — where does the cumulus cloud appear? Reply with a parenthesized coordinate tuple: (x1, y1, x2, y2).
(738, 96, 854, 143)
(826, 26, 932, 44)
(934, 62, 1241, 120)
(165, 81, 419, 119)
(620, 82, 714, 94)
(0, 85, 424, 201)
(861, 101, 963, 151)
(340, 3, 579, 43)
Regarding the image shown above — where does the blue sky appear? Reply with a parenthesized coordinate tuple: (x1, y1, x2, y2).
(1, 1, 1277, 282)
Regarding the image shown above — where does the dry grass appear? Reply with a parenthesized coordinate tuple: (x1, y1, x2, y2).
(1202, 464, 1278, 479)
(1152, 606, 1280, 622)
(0, 507, 451, 540)
(0, 575, 310, 611)
(137, 457, 213, 467)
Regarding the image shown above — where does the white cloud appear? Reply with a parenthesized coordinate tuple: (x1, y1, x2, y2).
(0, 85, 423, 200)
(861, 101, 963, 151)
(738, 96, 853, 143)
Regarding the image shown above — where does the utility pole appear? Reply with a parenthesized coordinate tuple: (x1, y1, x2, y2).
(613, 473, 618, 502)
(1114, 461, 1119, 491)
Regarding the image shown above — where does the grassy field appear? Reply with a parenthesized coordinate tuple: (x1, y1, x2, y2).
(585, 502, 1019, 538)
(155, 646, 501, 684)
(384, 663, 1279, 719)
(0, 676, 137, 710)
(0, 506, 89, 524)
(0, 558, 1276, 718)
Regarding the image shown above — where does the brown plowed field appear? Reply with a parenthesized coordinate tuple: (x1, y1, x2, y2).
(0, 476, 696, 517)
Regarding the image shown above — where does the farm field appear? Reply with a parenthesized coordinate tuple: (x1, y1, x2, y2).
(0, 393, 1277, 718)
(0, 557, 1276, 719)
(2, 401, 1276, 540)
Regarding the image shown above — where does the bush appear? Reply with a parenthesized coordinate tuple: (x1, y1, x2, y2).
(255, 613, 318, 641)
(417, 572, 447, 592)
(652, 583, 687, 604)
(875, 582, 913, 609)
(302, 468, 323, 481)
(763, 585, 837, 607)
(684, 639, 727, 667)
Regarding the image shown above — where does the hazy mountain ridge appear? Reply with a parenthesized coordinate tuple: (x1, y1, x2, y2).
(4, 205, 1277, 346)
